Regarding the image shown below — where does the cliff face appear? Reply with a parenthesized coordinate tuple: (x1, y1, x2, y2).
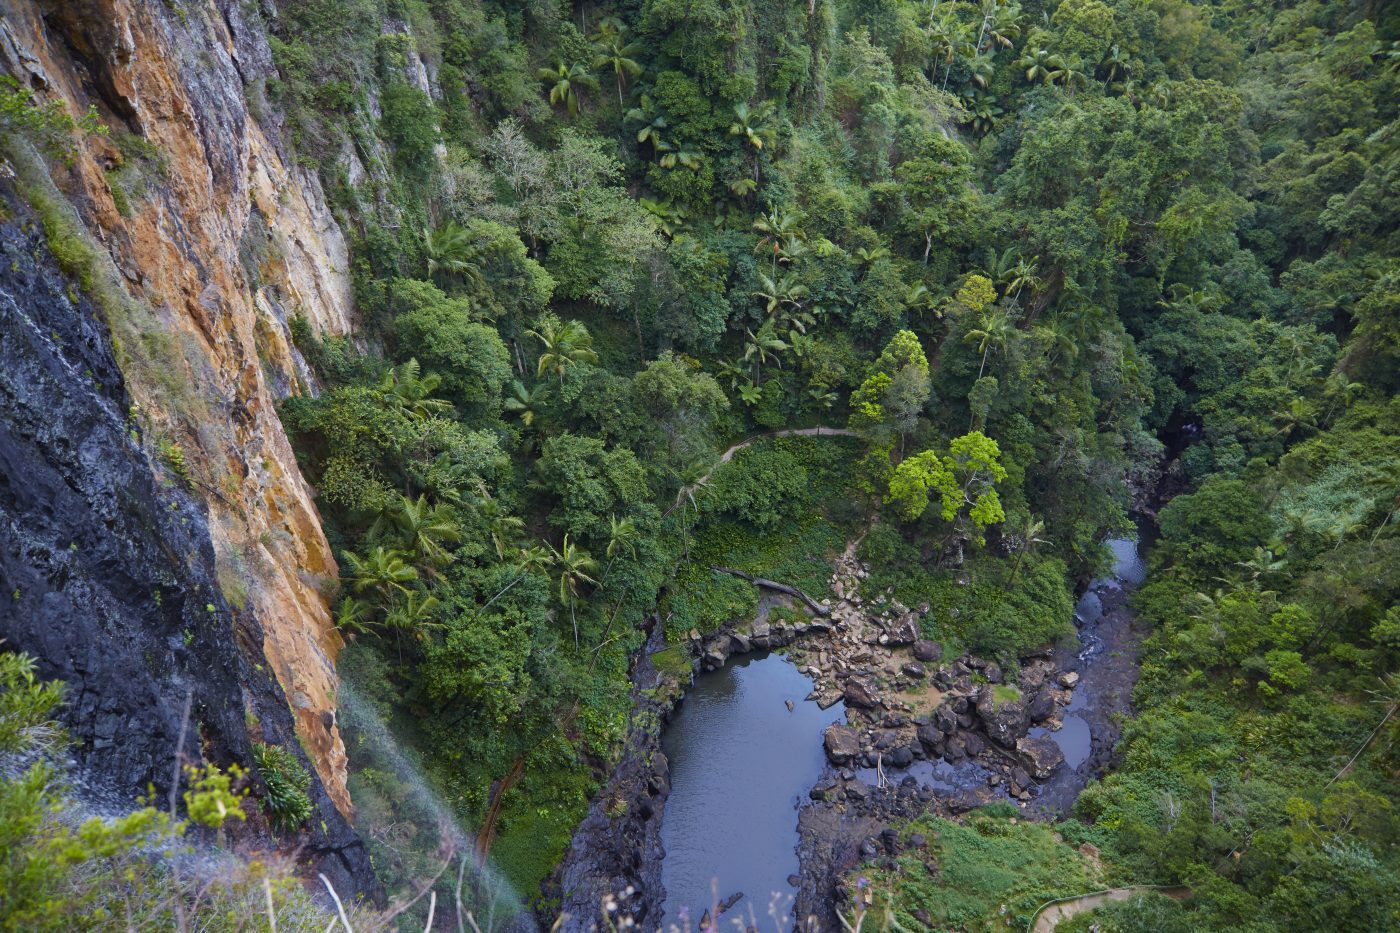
(0, 200, 374, 895)
(0, 0, 356, 815)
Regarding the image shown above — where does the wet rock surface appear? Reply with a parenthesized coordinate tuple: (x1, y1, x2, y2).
(0, 208, 375, 898)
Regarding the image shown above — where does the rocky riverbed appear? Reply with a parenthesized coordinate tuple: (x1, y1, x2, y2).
(549, 532, 1148, 932)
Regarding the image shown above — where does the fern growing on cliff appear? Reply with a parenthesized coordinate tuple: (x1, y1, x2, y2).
(251, 742, 313, 833)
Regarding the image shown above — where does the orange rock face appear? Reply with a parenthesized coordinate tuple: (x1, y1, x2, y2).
(2, 0, 356, 816)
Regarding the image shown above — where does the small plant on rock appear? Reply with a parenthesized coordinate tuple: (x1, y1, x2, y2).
(251, 741, 313, 832)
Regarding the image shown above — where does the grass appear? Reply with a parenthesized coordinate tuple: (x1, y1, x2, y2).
(651, 644, 694, 678)
(992, 683, 1022, 705)
(663, 513, 844, 640)
(864, 552, 1076, 662)
(855, 808, 1096, 932)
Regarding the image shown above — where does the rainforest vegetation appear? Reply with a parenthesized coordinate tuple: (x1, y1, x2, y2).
(2, 0, 1398, 929)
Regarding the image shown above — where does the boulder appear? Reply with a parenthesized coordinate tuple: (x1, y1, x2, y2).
(943, 735, 966, 761)
(912, 640, 943, 663)
(901, 660, 927, 679)
(823, 724, 861, 765)
(1019, 665, 1047, 692)
(1058, 671, 1081, 689)
(842, 676, 881, 709)
(933, 706, 958, 734)
(1017, 735, 1065, 780)
(729, 633, 751, 654)
(984, 663, 1003, 684)
(975, 691, 1027, 749)
(888, 744, 915, 768)
(1027, 690, 1056, 723)
(751, 621, 772, 649)
(916, 721, 943, 751)
(701, 637, 730, 670)
(962, 732, 986, 757)
(886, 613, 920, 646)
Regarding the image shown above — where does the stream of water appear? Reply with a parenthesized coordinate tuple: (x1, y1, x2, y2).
(658, 652, 844, 929)
(656, 537, 1148, 925)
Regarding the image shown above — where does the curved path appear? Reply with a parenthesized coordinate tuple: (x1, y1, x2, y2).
(1029, 885, 1190, 932)
(674, 426, 858, 507)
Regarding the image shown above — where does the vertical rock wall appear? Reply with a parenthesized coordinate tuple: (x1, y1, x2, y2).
(0, 0, 356, 816)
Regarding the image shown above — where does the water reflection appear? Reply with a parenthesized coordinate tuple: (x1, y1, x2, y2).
(659, 652, 844, 929)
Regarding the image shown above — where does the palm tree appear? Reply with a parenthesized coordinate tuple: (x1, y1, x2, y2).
(715, 358, 749, 392)
(551, 534, 599, 650)
(977, 0, 1023, 52)
(1158, 283, 1225, 314)
(1008, 515, 1048, 584)
(378, 359, 454, 421)
(753, 209, 805, 276)
(372, 494, 461, 572)
(657, 140, 703, 170)
(1017, 48, 1064, 85)
(1008, 255, 1042, 301)
(966, 53, 996, 90)
(333, 596, 374, 638)
(964, 93, 1003, 135)
(1270, 397, 1319, 442)
(965, 305, 1014, 378)
(424, 222, 482, 288)
(342, 547, 418, 603)
(729, 101, 775, 152)
(744, 319, 789, 382)
(475, 496, 524, 560)
(384, 592, 441, 645)
(807, 385, 838, 413)
(599, 513, 639, 586)
(1235, 546, 1286, 590)
(528, 317, 599, 385)
(854, 245, 891, 269)
(1051, 60, 1088, 94)
(538, 61, 598, 117)
(514, 543, 554, 574)
(755, 271, 809, 319)
(503, 379, 547, 428)
(639, 197, 688, 237)
(626, 95, 668, 151)
(593, 31, 644, 106)
(605, 514, 639, 561)
(1100, 44, 1131, 86)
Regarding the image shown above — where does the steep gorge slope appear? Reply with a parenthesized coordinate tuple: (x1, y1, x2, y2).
(1, 0, 364, 865)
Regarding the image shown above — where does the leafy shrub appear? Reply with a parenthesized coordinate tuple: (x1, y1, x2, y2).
(251, 742, 314, 832)
(702, 444, 811, 531)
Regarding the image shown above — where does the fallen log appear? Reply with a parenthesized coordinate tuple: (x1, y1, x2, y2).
(711, 566, 832, 616)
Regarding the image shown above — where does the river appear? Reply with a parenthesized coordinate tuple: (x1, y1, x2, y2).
(654, 536, 1149, 927)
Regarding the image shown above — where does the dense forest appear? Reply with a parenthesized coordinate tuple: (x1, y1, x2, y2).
(1, 0, 1398, 929)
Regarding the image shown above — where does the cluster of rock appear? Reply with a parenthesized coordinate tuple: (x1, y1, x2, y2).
(693, 616, 829, 671)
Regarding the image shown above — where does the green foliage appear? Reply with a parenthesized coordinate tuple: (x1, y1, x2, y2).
(886, 432, 1008, 536)
(250, 742, 313, 833)
(701, 443, 811, 531)
(0, 75, 104, 164)
(0, 652, 347, 930)
(853, 811, 1095, 931)
(258, 0, 1400, 918)
(380, 82, 439, 184)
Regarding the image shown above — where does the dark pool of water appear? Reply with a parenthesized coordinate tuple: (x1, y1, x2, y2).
(659, 652, 845, 929)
